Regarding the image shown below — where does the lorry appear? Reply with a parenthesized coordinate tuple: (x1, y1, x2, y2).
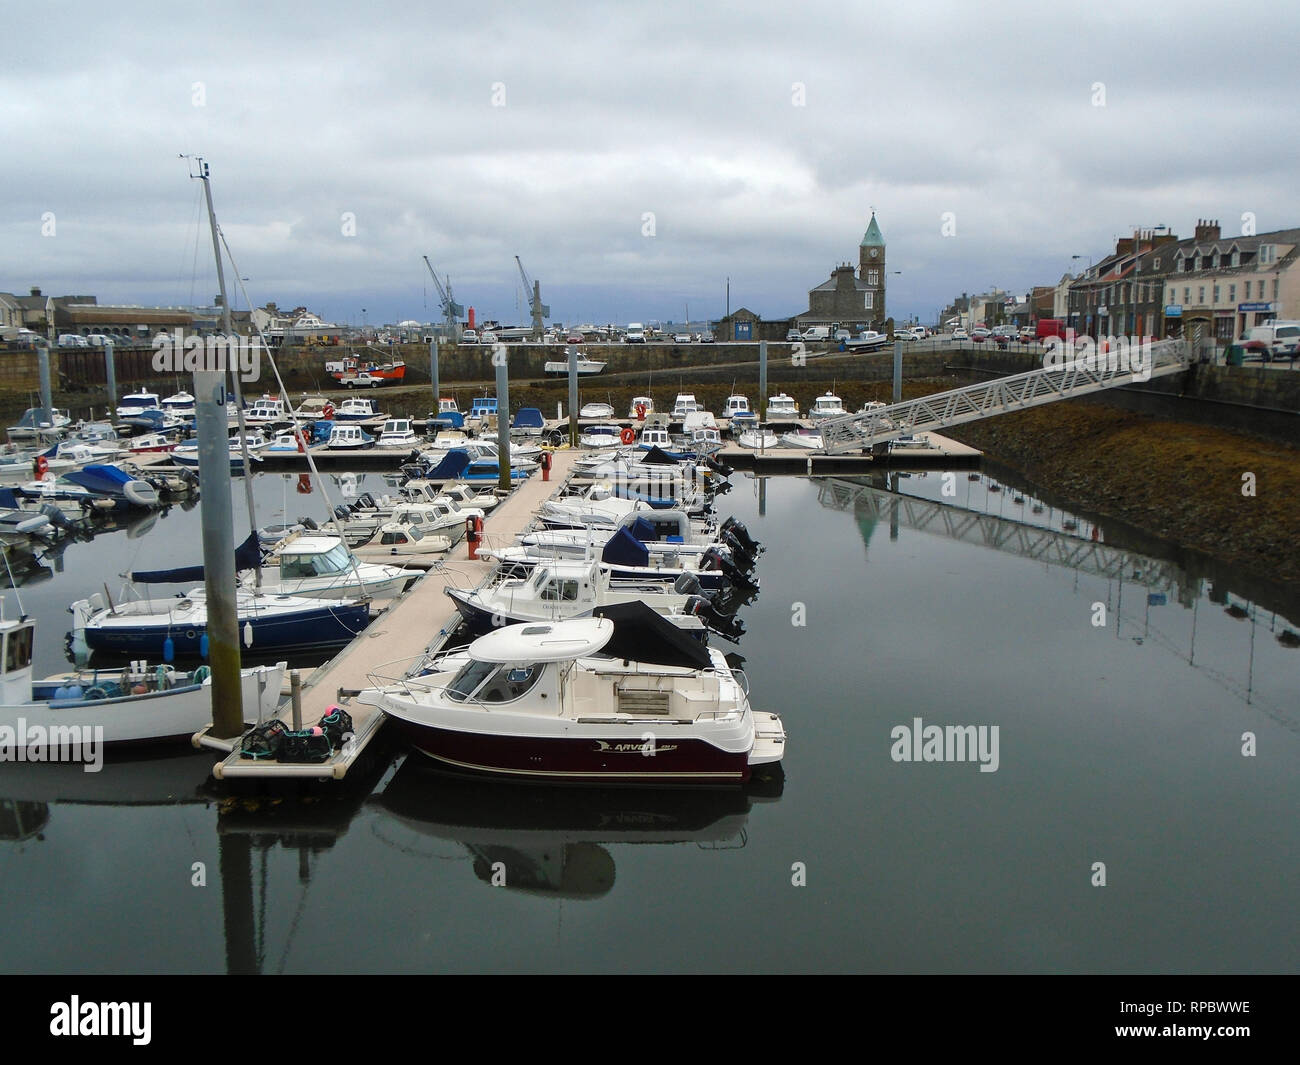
(1035, 319, 1067, 343)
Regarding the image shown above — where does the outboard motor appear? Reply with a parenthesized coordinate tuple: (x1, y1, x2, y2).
(301, 516, 319, 530)
(721, 530, 759, 572)
(710, 478, 732, 496)
(685, 596, 745, 642)
(701, 547, 760, 592)
(719, 517, 762, 556)
(39, 502, 72, 529)
(334, 503, 352, 522)
(359, 492, 377, 510)
(673, 571, 712, 601)
(705, 455, 734, 478)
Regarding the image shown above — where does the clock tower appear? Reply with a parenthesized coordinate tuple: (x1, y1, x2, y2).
(858, 212, 886, 326)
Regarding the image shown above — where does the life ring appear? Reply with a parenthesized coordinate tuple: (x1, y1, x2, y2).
(34, 454, 49, 479)
(323, 401, 335, 419)
(619, 427, 636, 445)
(635, 402, 646, 420)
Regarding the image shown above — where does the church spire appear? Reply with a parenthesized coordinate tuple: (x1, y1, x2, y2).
(860, 212, 884, 247)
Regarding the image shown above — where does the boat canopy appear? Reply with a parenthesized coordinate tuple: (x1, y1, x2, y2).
(600, 526, 650, 568)
(132, 531, 262, 584)
(592, 601, 713, 669)
(512, 408, 545, 429)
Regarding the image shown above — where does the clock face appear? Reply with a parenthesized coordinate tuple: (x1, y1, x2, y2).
(870, 249, 878, 259)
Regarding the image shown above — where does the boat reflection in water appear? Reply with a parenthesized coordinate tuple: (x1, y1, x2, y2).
(373, 756, 783, 899)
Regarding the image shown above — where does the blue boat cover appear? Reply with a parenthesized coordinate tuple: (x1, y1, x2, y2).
(432, 412, 465, 429)
(627, 515, 658, 542)
(601, 526, 650, 568)
(512, 407, 544, 429)
(63, 464, 133, 497)
(0, 487, 18, 509)
(132, 531, 263, 584)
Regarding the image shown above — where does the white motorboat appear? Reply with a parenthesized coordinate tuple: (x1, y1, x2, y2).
(172, 430, 270, 471)
(244, 396, 291, 424)
(115, 392, 161, 421)
(579, 423, 626, 449)
(126, 433, 177, 455)
(0, 612, 286, 750)
(724, 395, 756, 425)
(779, 429, 823, 449)
(737, 428, 779, 449)
(335, 397, 384, 422)
(357, 616, 784, 785)
(6, 408, 72, 444)
(251, 534, 417, 600)
(544, 353, 606, 374)
(445, 558, 741, 640)
(327, 424, 374, 450)
(435, 483, 499, 512)
(627, 396, 655, 419)
(765, 393, 799, 419)
(579, 402, 615, 419)
(160, 391, 196, 418)
(671, 393, 700, 419)
(357, 519, 454, 560)
(809, 391, 846, 420)
(377, 418, 419, 448)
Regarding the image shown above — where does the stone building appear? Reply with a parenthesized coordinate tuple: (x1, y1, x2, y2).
(796, 212, 888, 330)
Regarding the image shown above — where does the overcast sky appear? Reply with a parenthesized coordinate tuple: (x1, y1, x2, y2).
(5, 0, 1298, 329)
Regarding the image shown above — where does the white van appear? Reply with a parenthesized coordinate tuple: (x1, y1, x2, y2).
(802, 326, 830, 341)
(1246, 321, 1300, 361)
(625, 323, 646, 343)
(58, 334, 89, 347)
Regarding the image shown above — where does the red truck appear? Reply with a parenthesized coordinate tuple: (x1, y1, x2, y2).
(1035, 319, 1067, 342)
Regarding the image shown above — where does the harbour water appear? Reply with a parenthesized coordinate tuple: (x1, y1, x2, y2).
(1, 469, 1296, 973)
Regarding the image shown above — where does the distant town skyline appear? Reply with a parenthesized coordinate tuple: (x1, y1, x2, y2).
(5, 1, 1297, 330)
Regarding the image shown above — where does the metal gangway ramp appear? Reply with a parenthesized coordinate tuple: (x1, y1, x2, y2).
(818, 339, 1190, 454)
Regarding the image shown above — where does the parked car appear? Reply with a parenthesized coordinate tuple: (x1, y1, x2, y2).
(479, 331, 498, 345)
(786, 328, 803, 342)
(802, 326, 831, 341)
(895, 330, 919, 342)
(1019, 327, 1036, 341)
(673, 333, 692, 343)
(462, 329, 478, 344)
(345, 373, 381, 388)
(565, 333, 584, 345)
(699, 333, 715, 343)
(834, 329, 852, 342)
(952, 328, 969, 341)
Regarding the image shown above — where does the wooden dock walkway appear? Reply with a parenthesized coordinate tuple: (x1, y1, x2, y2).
(194, 449, 581, 780)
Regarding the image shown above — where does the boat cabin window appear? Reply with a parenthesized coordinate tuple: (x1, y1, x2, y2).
(380, 530, 409, 545)
(477, 664, 542, 703)
(4, 624, 34, 673)
(538, 577, 581, 602)
(447, 658, 496, 702)
(282, 543, 352, 578)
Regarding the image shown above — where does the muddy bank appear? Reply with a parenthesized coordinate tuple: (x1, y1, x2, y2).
(945, 401, 1300, 590)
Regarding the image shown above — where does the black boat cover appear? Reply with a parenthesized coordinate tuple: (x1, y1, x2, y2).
(592, 600, 713, 669)
(640, 445, 678, 466)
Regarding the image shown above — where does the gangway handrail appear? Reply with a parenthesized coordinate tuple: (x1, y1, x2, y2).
(817, 339, 1190, 454)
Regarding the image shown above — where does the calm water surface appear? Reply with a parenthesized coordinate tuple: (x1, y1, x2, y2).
(1, 469, 1296, 973)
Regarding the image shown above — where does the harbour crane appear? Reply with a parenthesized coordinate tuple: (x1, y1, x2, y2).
(422, 256, 464, 342)
(515, 255, 550, 340)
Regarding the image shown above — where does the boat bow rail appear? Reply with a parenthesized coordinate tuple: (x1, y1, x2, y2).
(817, 338, 1190, 454)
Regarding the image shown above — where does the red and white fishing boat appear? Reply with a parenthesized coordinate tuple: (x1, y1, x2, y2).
(359, 613, 785, 785)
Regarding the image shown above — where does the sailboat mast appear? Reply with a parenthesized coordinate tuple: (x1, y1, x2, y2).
(197, 158, 262, 588)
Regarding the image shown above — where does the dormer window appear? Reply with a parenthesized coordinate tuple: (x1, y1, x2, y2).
(1231, 250, 1240, 267)
(1259, 244, 1275, 265)
(1153, 258, 1161, 271)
